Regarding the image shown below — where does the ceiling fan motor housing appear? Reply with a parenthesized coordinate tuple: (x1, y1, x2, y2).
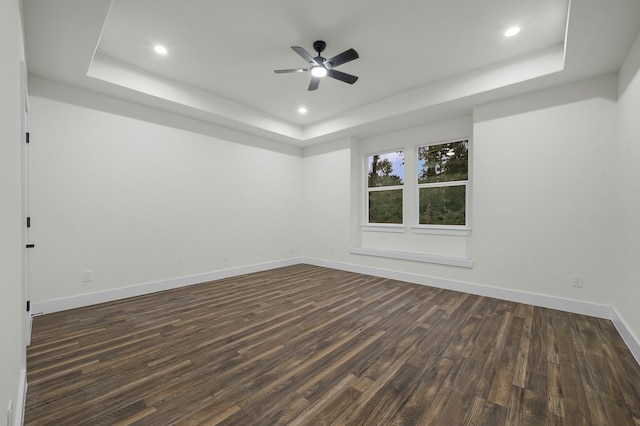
(313, 40, 326, 54)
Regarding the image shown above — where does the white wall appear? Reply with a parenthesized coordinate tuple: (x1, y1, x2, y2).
(302, 140, 353, 261)
(614, 31, 640, 347)
(303, 74, 618, 311)
(28, 95, 303, 304)
(472, 74, 618, 304)
(0, 0, 26, 423)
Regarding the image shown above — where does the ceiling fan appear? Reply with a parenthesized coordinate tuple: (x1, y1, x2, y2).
(274, 40, 359, 91)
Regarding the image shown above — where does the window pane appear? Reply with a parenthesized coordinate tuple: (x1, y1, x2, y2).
(419, 186, 465, 225)
(369, 189, 403, 224)
(368, 151, 404, 188)
(418, 140, 468, 184)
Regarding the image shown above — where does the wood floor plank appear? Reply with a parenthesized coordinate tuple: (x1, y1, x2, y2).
(390, 357, 454, 425)
(24, 264, 640, 425)
(548, 360, 566, 419)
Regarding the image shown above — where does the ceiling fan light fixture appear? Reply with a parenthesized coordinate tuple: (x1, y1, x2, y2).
(311, 66, 328, 78)
(504, 26, 520, 37)
(154, 45, 168, 55)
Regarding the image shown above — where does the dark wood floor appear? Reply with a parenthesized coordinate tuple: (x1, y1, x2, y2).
(25, 264, 640, 425)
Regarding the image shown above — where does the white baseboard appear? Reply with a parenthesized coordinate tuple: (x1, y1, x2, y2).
(302, 257, 614, 319)
(307, 258, 640, 363)
(32, 257, 302, 315)
(611, 308, 640, 366)
(15, 368, 26, 426)
(29, 256, 640, 367)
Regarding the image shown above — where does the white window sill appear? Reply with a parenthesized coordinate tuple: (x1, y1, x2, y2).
(410, 226, 471, 236)
(361, 224, 406, 233)
(351, 247, 473, 268)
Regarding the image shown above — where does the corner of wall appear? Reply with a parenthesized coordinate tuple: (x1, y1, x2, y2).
(612, 308, 640, 366)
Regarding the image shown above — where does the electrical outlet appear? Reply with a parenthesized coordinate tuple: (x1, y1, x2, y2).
(329, 247, 335, 255)
(223, 253, 229, 262)
(572, 275, 583, 288)
(83, 271, 93, 282)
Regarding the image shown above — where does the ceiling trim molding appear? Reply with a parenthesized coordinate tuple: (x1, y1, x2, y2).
(86, 45, 565, 145)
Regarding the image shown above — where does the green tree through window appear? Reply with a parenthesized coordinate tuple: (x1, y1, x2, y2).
(418, 140, 468, 226)
(367, 152, 404, 224)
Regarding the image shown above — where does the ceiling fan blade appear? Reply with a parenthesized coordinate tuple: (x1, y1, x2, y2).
(327, 69, 358, 84)
(326, 48, 359, 68)
(274, 68, 310, 74)
(292, 46, 320, 66)
(308, 77, 320, 91)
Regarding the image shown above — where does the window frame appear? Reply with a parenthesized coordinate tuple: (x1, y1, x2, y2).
(364, 148, 405, 228)
(361, 138, 471, 237)
(413, 138, 470, 235)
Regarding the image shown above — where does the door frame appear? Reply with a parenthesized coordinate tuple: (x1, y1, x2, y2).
(20, 60, 32, 348)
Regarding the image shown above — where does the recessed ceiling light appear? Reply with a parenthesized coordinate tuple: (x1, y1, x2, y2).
(154, 45, 168, 55)
(504, 27, 520, 37)
(298, 107, 308, 114)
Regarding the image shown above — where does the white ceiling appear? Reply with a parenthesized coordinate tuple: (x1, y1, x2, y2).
(22, 0, 640, 147)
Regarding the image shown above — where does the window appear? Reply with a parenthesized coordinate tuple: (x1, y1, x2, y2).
(417, 140, 469, 226)
(355, 128, 472, 266)
(366, 151, 404, 224)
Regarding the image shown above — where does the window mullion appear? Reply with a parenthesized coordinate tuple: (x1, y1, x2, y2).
(367, 185, 403, 192)
(418, 180, 468, 189)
